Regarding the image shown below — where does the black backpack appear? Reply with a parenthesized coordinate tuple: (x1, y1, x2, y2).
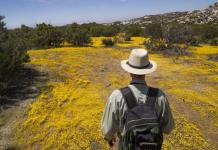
(120, 86, 163, 150)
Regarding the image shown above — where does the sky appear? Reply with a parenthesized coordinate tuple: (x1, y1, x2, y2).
(0, 0, 217, 28)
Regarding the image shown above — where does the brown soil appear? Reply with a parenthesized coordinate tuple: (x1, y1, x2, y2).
(0, 66, 48, 150)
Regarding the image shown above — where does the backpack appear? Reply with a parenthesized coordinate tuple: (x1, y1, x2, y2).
(120, 86, 163, 150)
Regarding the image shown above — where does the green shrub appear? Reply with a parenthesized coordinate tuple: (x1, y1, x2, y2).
(209, 38, 218, 46)
(102, 39, 115, 47)
(65, 25, 91, 46)
(0, 16, 29, 92)
(145, 39, 189, 56)
(124, 34, 131, 41)
(208, 53, 218, 62)
(185, 36, 200, 46)
(125, 24, 144, 37)
(33, 23, 63, 48)
(70, 31, 91, 46)
(144, 39, 168, 51)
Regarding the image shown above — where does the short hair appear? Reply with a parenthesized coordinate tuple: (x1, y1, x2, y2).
(130, 73, 145, 78)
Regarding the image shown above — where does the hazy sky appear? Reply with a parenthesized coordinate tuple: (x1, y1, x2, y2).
(0, 0, 217, 28)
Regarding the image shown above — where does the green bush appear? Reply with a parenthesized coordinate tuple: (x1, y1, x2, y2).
(145, 23, 163, 40)
(0, 16, 29, 92)
(65, 25, 91, 46)
(209, 38, 218, 46)
(70, 30, 91, 46)
(208, 53, 218, 62)
(125, 24, 144, 36)
(102, 39, 115, 47)
(33, 23, 63, 48)
(124, 34, 131, 41)
(185, 36, 200, 46)
(144, 39, 189, 56)
(144, 39, 168, 51)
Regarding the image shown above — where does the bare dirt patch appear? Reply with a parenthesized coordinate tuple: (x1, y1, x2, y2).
(0, 66, 48, 149)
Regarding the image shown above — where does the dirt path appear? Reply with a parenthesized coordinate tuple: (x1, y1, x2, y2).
(0, 99, 33, 149)
(169, 94, 218, 147)
(0, 66, 48, 149)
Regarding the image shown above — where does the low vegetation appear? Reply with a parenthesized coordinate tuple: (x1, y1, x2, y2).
(102, 38, 115, 47)
(0, 13, 217, 150)
(11, 38, 217, 149)
(208, 53, 218, 62)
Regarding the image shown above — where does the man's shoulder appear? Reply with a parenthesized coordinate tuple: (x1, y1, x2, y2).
(108, 89, 123, 101)
(111, 88, 122, 95)
(141, 86, 166, 98)
(109, 86, 167, 101)
(155, 88, 168, 106)
(157, 88, 166, 98)
(111, 86, 166, 97)
(148, 87, 167, 102)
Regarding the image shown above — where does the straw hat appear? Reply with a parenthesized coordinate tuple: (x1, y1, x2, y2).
(121, 49, 157, 75)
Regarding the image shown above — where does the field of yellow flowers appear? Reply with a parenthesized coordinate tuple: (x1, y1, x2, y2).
(15, 37, 218, 150)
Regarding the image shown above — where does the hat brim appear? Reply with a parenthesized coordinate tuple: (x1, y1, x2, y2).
(121, 60, 157, 75)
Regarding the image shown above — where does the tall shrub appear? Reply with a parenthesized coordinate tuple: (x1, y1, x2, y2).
(0, 16, 29, 91)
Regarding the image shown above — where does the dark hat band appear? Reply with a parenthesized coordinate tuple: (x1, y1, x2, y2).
(127, 61, 151, 69)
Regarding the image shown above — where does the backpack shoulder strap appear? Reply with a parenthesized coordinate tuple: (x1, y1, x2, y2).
(146, 87, 159, 108)
(147, 87, 164, 127)
(120, 87, 138, 109)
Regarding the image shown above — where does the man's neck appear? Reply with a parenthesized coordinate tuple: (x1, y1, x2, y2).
(132, 77, 145, 81)
(130, 79, 147, 85)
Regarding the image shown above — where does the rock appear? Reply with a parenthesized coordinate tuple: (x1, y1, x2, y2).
(111, 2, 218, 25)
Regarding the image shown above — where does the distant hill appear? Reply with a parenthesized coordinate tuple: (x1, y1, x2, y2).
(117, 2, 218, 25)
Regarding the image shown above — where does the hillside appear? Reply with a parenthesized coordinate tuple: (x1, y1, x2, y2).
(2, 38, 214, 149)
(1, 1, 218, 149)
(120, 2, 218, 25)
